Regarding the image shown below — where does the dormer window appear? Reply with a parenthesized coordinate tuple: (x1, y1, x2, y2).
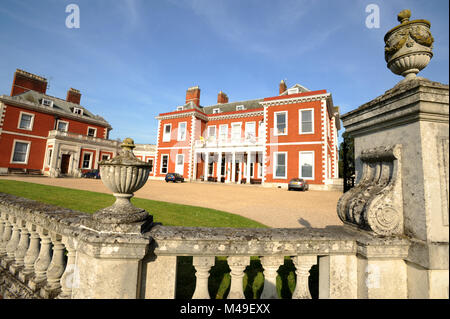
(236, 105, 245, 111)
(73, 107, 83, 115)
(287, 87, 299, 95)
(177, 106, 184, 111)
(41, 98, 53, 107)
(213, 108, 220, 114)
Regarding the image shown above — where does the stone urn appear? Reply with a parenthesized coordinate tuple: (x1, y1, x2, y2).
(384, 9, 434, 82)
(91, 138, 153, 233)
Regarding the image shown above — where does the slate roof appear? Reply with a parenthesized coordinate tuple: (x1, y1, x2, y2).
(9, 90, 110, 126)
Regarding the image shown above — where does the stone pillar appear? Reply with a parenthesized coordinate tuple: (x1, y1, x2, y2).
(0, 213, 11, 257)
(141, 253, 177, 299)
(30, 227, 52, 289)
(19, 222, 40, 282)
(318, 255, 357, 299)
(339, 10, 448, 299)
(11, 219, 29, 274)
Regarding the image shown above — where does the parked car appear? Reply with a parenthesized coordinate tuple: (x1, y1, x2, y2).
(81, 169, 101, 179)
(288, 178, 309, 191)
(165, 173, 184, 183)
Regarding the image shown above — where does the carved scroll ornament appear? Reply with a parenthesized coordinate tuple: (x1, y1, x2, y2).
(337, 144, 403, 236)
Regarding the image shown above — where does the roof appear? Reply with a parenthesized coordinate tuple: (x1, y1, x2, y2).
(7, 90, 110, 127)
(201, 98, 264, 115)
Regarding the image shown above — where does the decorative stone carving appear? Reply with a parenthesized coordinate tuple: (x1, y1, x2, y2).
(260, 256, 284, 299)
(337, 144, 403, 236)
(384, 10, 434, 82)
(90, 138, 154, 233)
(292, 255, 317, 299)
(227, 256, 250, 299)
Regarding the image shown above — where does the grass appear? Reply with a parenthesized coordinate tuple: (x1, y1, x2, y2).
(0, 178, 319, 299)
(0, 179, 266, 228)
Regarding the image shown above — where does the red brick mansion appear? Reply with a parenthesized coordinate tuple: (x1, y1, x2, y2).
(0, 69, 121, 177)
(153, 81, 341, 189)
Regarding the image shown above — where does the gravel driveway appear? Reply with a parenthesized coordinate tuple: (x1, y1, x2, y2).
(1, 176, 343, 229)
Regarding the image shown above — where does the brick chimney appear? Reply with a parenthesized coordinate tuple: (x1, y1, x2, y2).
(11, 69, 48, 96)
(66, 88, 82, 104)
(186, 86, 201, 107)
(217, 91, 229, 104)
(279, 80, 287, 95)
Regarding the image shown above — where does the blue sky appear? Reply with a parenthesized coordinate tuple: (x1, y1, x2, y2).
(0, 0, 448, 144)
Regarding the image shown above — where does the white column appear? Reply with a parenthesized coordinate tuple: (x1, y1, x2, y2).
(246, 151, 252, 184)
(217, 152, 222, 182)
(231, 151, 236, 183)
(226, 154, 230, 183)
(238, 154, 242, 184)
(204, 152, 209, 181)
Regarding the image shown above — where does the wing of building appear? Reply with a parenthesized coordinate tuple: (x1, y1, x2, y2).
(153, 81, 341, 189)
(0, 69, 122, 177)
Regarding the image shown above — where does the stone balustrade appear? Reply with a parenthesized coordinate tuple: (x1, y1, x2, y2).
(0, 192, 412, 299)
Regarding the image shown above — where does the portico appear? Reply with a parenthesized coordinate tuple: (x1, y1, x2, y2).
(193, 147, 264, 184)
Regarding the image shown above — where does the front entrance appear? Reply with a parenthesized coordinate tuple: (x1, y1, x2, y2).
(60, 154, 71, 174)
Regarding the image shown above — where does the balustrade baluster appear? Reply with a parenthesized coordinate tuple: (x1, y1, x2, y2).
(260, 256, 284, 299)
(227, 256, 250, 299)
(0, 212, 9, 257)
(41, 234, 66, 298)
(192, 256, 215, 299)
(30, 228, 52, 289)
(10, 219, 29, 274)
(5, 216, 20, 266)
(19, 223, 41, 282)
(58, 239, 77, 299)
(292, 256, 317, 299)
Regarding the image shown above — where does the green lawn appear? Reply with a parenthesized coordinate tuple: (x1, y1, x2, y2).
(0, 179, 266, 228)
(0, 179, 318, 299)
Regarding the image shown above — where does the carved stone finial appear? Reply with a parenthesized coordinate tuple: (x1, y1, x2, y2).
(384, 10, 434, 82)
(397, 9, 411, 24)
(120, 137, 136, 151)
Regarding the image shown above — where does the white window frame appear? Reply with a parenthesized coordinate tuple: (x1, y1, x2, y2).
(274, 111, 288, 136)
(207, 125, 216, 139)
(56, 120, 69, 132)
(175, 154, 184, 175)
(101, 154, 111, 161)
(231, 122, 242, 142)
(162, 124, 172, 142)
(273, 151, 287, 179)
(236, 105, 245, 111)
(41, 98, 53, 107)
(288, 87, 300, 95)
(177, 122, 187, 141)
(148, 158, 154, 173)
(160, 154, 169, 174)
(17, 111, 35, 131)
(87, 127, 97, 137)
(81, 151, 94, 169)
(177, 106, 184, 111)
(213, 108, 220, 114)
(73, 107, 83, 115)
(299, 151, 315, 180)
(219, 124, 228, 142)
(299, 108, 314, 134)
(10, 139, 31, 164)
(244, 121, 256, 141)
